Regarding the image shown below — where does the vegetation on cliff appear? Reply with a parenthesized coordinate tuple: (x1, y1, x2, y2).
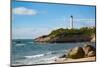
(49, 27, 95, 37)
(35, 27, 96, 43)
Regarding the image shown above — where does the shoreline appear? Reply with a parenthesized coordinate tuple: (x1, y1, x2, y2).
(12, 40, 96, 66)
(11, 57, 96, 67)
(55, 56, 96, 63)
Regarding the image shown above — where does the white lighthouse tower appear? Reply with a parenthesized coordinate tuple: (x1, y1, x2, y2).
(69, 15, 73, 29)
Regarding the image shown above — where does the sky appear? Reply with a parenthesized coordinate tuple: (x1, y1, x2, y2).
(12, 1, 96, 39)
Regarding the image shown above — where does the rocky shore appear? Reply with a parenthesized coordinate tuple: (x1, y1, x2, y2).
(34, 35, 95, 43)
(33, 27, 96, 64)
(34, 27, 96, 43)
(55, 44, 96, 63)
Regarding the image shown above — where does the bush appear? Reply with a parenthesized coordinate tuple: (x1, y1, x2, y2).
(49, 27, 95, 37)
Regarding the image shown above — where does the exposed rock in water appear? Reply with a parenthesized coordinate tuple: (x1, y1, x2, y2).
(67, 47, 85, 59)
(59, 54, 67, 58)
(83, 44, 96, 57)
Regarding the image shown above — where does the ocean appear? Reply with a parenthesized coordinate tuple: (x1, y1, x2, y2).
(11, 39, 95, 66)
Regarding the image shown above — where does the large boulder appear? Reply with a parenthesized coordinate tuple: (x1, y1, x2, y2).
(87, 51, 96, 57)
(83, 44, 96, 57)
(68, 47, 85, 59)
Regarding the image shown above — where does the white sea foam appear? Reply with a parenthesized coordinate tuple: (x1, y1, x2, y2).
(25, 54, 44, 58)
(13, 56, 58, 66)
(12, 50, 68, 66)
(14, 52, 59, 65)
(45, 52, 52, 55)
(15, 43, 26, 46)
(24, 51, 54, 59)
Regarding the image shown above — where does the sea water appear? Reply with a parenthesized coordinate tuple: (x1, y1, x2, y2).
(11, 39, 95, 66)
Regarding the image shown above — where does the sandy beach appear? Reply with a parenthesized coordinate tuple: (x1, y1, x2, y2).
(55, 57, 96, 63)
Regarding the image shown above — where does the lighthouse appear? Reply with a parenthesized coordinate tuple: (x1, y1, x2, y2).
(69, 15, 73, 29)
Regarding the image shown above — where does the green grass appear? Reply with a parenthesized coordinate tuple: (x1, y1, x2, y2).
(49, 27, 95, 37)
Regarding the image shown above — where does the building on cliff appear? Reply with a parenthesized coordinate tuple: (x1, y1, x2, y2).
(69, 15, 74, 29)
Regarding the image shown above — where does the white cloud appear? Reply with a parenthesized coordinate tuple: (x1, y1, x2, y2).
(75, 19, 95, 22)
(12, 7, 37, 15)
(12, 27, 52, 39)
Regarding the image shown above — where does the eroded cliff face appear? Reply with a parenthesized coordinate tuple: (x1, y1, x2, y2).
(34, 34, 95, 43)
(34, 35, 51, 42)
(34, 27, 96, 43)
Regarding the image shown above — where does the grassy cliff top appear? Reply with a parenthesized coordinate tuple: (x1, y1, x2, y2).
(48, 27, 96, 37)
(34, 27, 96, 43)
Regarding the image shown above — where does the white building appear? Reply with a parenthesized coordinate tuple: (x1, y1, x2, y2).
(69, 15, 73, 29)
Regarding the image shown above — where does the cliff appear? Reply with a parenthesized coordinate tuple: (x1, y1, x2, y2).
(34, 27, 95, 43)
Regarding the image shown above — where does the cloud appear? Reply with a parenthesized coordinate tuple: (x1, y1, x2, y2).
(72, 18, 95, 28)
(12, 7, 37, 15)
(75, 19, 95, 22)
(12, 27, 52, 39)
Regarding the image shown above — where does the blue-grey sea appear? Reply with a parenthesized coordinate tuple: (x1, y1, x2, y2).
(11, 39, 95, 66)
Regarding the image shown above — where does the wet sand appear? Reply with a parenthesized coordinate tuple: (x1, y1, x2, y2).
(55, 57, 96, 63)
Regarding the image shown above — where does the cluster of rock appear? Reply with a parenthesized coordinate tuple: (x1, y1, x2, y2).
(60, 44, 96, 59)
(83, 44, 96, 57)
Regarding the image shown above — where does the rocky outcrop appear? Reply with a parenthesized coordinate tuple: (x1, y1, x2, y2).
(34, 27, 95, 43)
(34, 35, 93, 43)
(67, 47, 85, 59)
(83, 44, 96, 57)
(34, 35, 51, 42)
(66, 44, 96, 59)
(87, 51, 96, 57)
(91, 34, 96, 42)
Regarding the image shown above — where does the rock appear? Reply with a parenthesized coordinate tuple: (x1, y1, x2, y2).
(68, 47, 85, 59)
(83, 44, 96, 57)
(91, 34, 95, 42)
(87, 51, 96, 57)
(59, 54, 67, 58)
